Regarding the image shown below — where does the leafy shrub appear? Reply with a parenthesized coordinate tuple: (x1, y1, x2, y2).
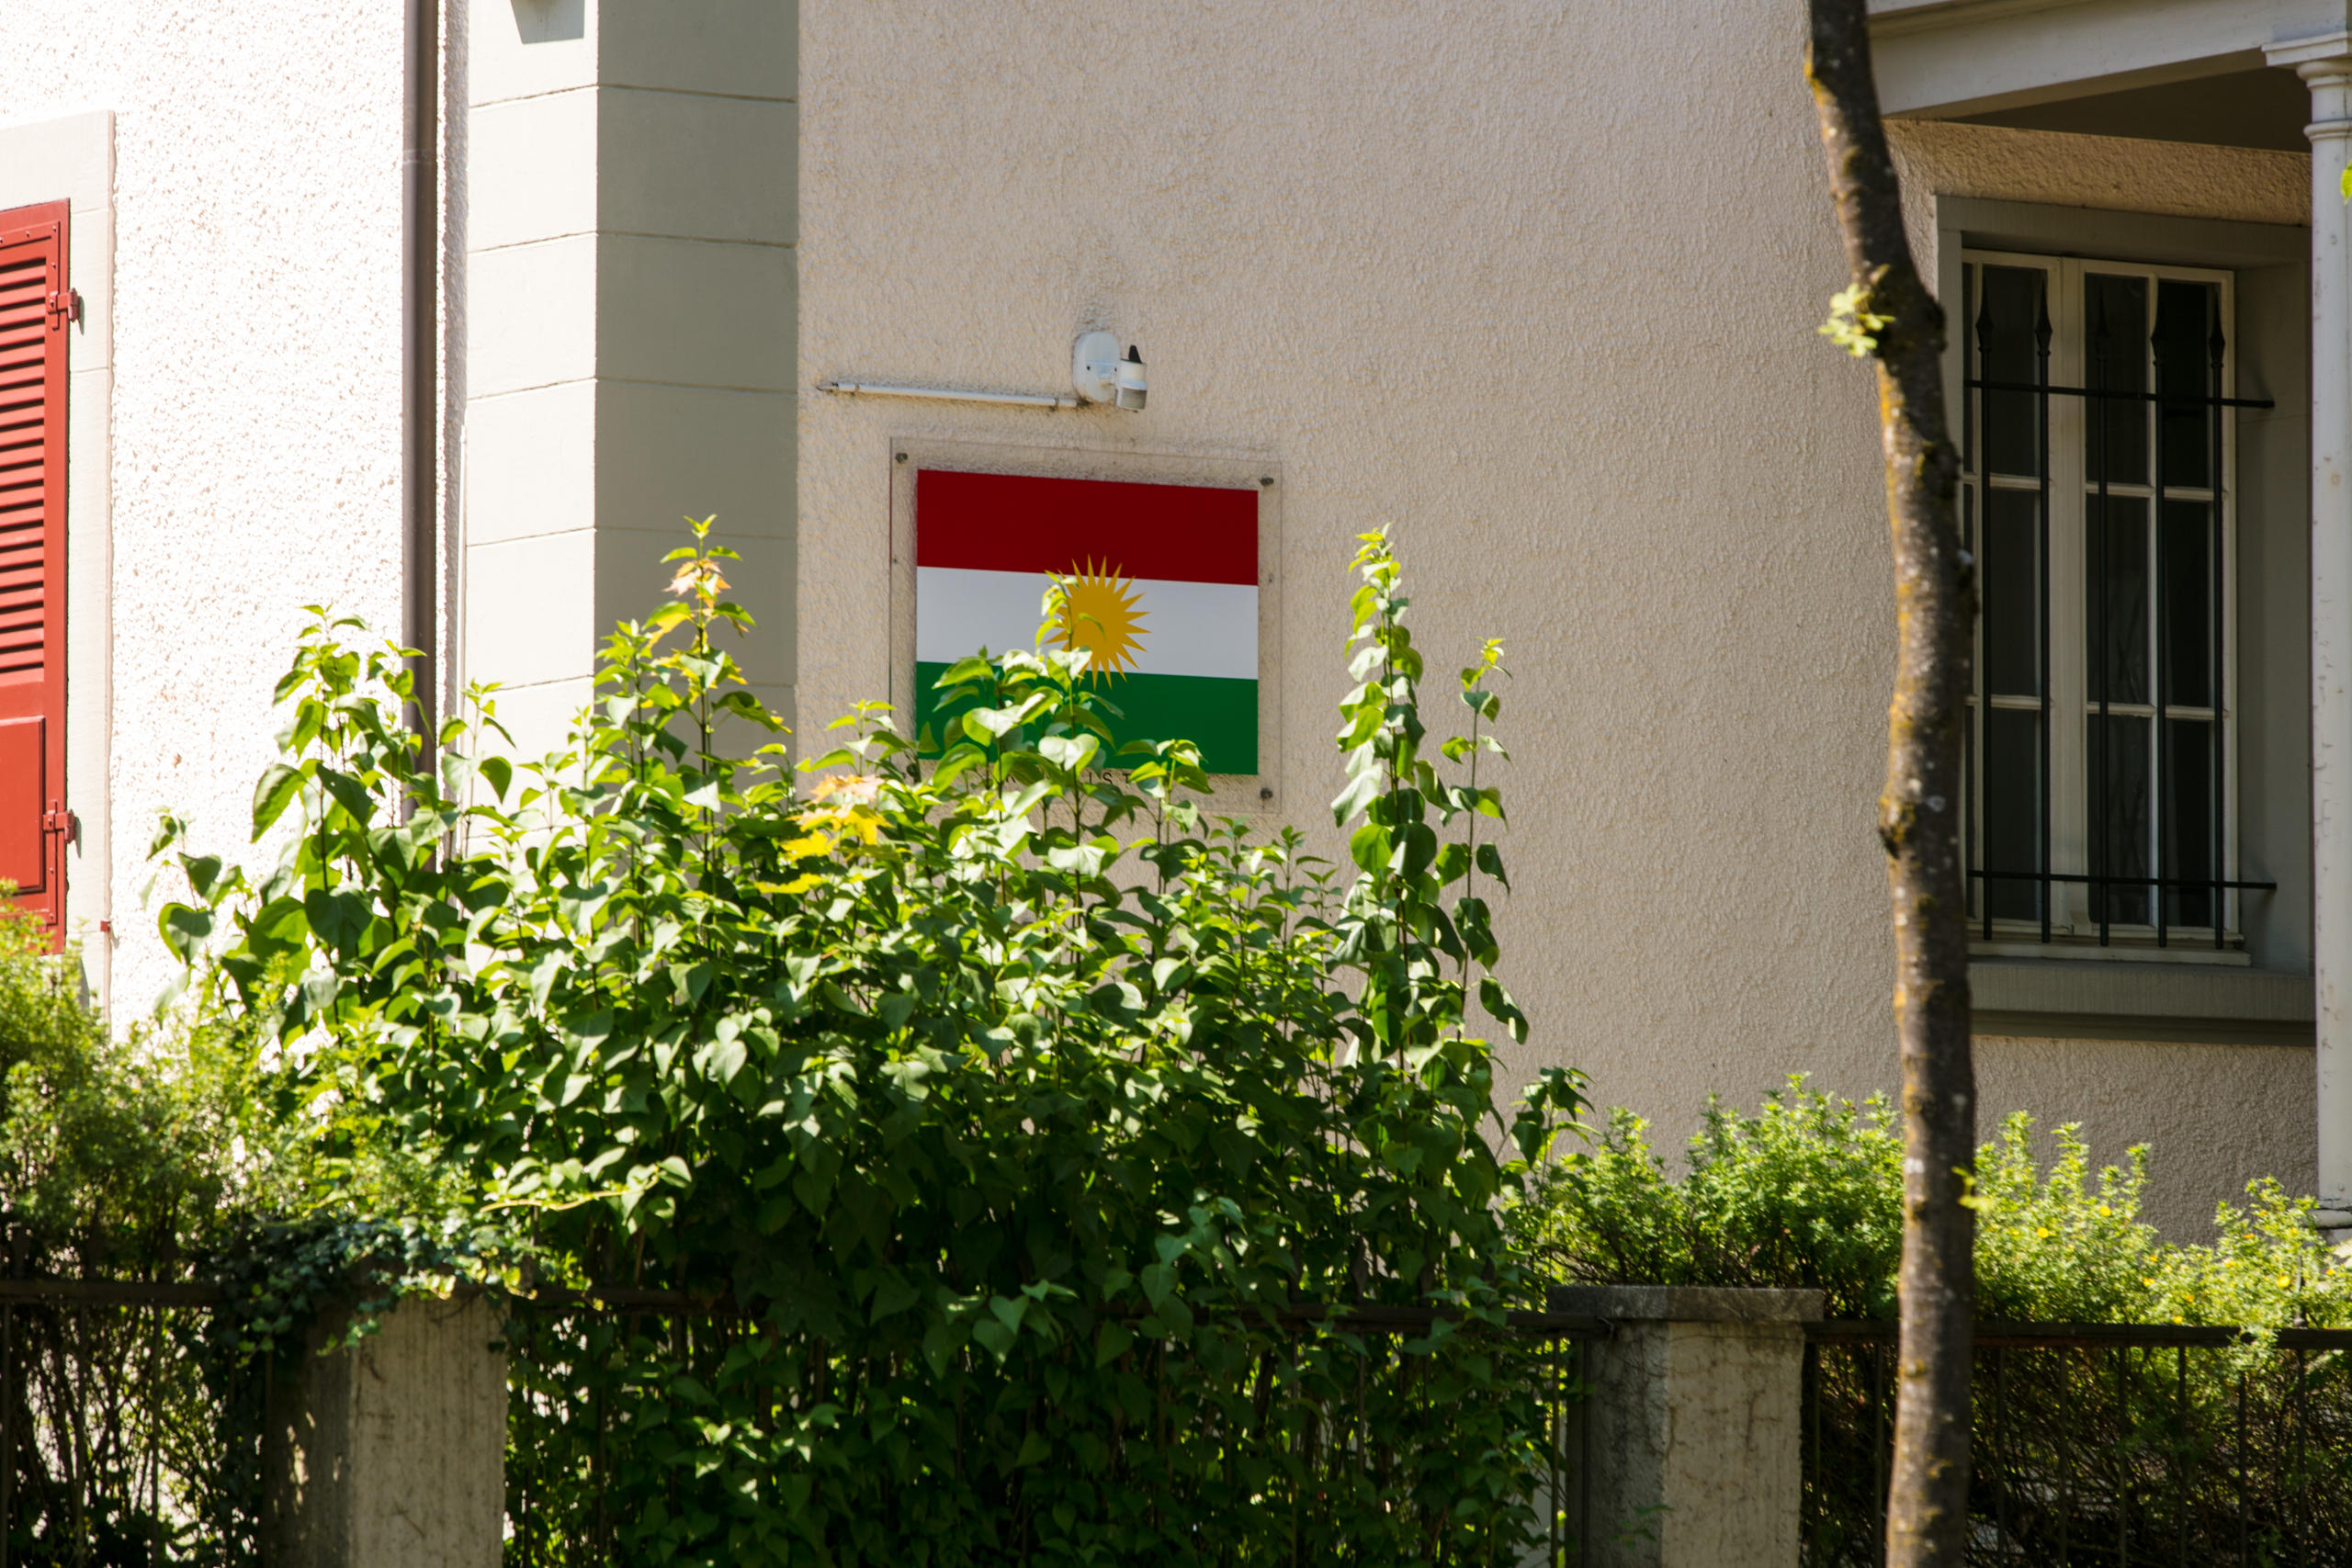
(1511, 1077, 2348, 1328)
(156, 529, 1584, 1565)
(0, 914, 239, 1276)
(1512, 1082, 1904, 1317)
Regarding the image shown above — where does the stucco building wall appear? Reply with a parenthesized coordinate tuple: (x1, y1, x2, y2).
(799, 3, 2318, 1236)
(0, 1, 425, 1016)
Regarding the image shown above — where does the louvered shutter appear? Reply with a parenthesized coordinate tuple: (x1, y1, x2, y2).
(0, 202, 70, 944)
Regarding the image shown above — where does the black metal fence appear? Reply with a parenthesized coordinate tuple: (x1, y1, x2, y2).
(0, 1279, 248, 1568)
(503, 1293, 1602, 1567)
(47, 1283, 2341, 1567)
(1805, 1321, 2352, 1566)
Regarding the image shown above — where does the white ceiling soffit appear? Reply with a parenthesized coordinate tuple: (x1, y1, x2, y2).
(1867, 0, 2347, 117)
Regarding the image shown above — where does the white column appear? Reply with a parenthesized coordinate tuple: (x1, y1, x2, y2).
(463, 2, 798, 761)
(2271, 35, 2352, 1223)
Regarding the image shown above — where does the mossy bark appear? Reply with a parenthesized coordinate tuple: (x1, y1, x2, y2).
(1804, 6, 1978, 1564)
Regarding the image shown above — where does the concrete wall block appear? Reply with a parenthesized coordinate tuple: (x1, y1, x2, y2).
(468, 380, 601, 547)
(469, 91, 600, 254)
(468, 529, 599, 688)
(469, 236, 599, 398)
(601, 0, 797, 100)
(596, 233, 795, 390)
(600, 87, 796, 245)
(266, 1294, 508, 1568)
(594, 380, 795, 541)
(1553, 1286, 1820, 1568)
(472, 0, 597, 108)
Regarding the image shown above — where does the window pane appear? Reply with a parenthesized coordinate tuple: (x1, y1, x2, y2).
(2164, 717, 2215, 930)
(1984, 705, 2043, 922)
(1984, 487, 2041, 698)
(2160, 499, 2213, 710)
(2090, 713, 2153, 926)
(2155, 279, 2219, 491)
(2086, 273, 2150, 486)
(1977, 265, 2046, 480)
(2087, 495, 2150, 705)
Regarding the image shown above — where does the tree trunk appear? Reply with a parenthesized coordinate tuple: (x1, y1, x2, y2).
(1803, 6, 1978, 1566)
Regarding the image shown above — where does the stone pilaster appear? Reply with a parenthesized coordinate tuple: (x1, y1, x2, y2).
(1551, 1284, 1821, 1568)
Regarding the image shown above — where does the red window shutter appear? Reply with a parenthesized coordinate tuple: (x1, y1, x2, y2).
(0, 201, 70, 945)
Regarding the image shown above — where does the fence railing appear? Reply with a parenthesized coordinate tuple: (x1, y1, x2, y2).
(0, 1277, 247, 1568)
(1804, 1320, 2352, 1567)
(502, 1292, 1604, 1567)
(42, 1278, 2338, 1568)
(5, 1273, 1603, 1568)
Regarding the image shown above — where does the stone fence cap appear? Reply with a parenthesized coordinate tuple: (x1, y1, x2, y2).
(1547, 1283, 1826, 1323)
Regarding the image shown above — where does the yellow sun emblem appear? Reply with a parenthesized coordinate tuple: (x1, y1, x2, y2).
(1051, 559, 1148, 682)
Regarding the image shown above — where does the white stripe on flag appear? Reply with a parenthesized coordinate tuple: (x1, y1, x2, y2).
(915, 567, 1258, 681)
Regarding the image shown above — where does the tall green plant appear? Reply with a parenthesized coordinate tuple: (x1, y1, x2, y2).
(158, 525, 1583, 1564)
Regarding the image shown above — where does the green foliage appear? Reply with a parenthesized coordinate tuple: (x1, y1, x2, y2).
(0, 906, 491, 1565)
(1512, 1077, 2350, 1329)
(0, 913, 248, 1275)
(1512, 1081, 1904, 1317)
(1818, 283, 1894, 358)
(160, 525, 1584, 1564)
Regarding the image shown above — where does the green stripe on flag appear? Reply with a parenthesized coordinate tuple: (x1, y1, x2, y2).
(913, 663, 1259, 775)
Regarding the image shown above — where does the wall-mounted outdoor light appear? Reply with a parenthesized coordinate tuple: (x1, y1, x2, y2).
(815, 331, 1150, 412)
(1072, 332, 1148, 411)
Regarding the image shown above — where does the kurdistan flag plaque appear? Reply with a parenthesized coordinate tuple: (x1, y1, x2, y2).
(912, 469, 1261, 773)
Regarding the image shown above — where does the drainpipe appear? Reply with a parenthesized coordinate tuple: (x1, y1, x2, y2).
(401, 0, 439, 765)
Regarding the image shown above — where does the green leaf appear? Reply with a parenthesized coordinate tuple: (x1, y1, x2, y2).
(317, 767, 376, 826)
(251, 763, 304, 839)
(156, 902, 212, 964)
(1330, 767, 1384, 827)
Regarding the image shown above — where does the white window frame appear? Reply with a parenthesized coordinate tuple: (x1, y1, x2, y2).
(1961, 248, 2242, 950)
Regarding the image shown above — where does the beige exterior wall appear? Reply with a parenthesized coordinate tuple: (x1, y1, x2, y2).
(799, 5, 2319, 1235)
(0, 6, 417, 1019)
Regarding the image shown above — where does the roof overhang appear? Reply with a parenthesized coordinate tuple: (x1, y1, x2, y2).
(1869, 0, 2350, 117)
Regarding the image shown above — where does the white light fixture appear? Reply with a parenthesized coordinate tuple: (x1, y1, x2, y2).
(1073, 331, 1148, 412)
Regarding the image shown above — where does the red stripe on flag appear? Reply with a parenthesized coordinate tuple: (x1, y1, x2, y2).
(914, 469, 1258, 585)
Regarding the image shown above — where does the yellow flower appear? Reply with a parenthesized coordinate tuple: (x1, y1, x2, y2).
(2098, 1205, 2112, 1217)
(2037, 1226, 2053, 1238)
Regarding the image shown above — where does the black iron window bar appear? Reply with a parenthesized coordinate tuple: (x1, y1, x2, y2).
(1968, 279, 2278, 950)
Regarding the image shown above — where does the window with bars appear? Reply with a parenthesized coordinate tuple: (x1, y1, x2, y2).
(1962, 252, 2277, 950)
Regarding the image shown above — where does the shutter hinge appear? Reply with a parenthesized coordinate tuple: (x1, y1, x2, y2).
(45, 288, 80, 327)
(43, 806, 77, 846)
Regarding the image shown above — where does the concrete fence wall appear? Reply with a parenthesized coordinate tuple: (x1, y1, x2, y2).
(1555, 1284, 1824, 1568)
(262, 1288, 1818, 1565)
(264, 1294, 506, 1568)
